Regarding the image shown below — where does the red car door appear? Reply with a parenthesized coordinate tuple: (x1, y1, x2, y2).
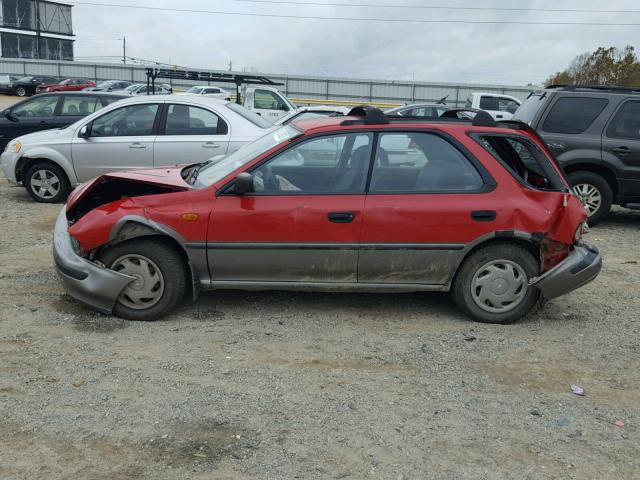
(206, 132, 373, 283)
(358, 131, 499, 285)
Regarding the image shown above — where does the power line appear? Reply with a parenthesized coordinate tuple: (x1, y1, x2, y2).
(67, 1, 640, 25)
(228, 0, 640, 14)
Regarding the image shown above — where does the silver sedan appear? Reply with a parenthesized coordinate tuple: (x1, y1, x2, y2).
(1, 95, 276, 203)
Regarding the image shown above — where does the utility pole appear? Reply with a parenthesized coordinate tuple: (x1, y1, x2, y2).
(122, 36, 126, 64)
(35, 0, 41, 59)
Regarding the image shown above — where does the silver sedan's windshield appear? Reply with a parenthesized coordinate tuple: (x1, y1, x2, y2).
(195, 125, 302, 187)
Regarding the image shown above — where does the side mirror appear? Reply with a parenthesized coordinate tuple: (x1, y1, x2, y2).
(79, 125, 90, 139)
(233, 172, 254, 194)
(4, 109, 18, 122)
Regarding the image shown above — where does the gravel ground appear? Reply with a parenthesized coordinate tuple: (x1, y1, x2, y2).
(0, 170, 639, 480)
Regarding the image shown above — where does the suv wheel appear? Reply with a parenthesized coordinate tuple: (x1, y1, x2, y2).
(567, 171, 612, 226)
(24, 162, 71, 203)
(452, 243, 540, 324)
(99, 239, 188, 321)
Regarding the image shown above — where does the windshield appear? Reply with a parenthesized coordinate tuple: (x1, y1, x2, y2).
(194, 125, 302, 188)
(186, 86, 202, 93)
(98, 81, 114, 88)
(514, 92, 547, 125)
(124, 84, 140, 92)
(16, 76, 33, 82)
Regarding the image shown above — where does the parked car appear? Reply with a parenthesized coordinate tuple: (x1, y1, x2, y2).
(0, 75, 60, 97)
(465, 92, 522, 121)
(83, 80, 133, 92)
(0, 74, 19, 84)
(515, 85, 640, 224)
(385, 103, 450, 118)
(0, 91, 127, 150)
(118, 83, 173, 95)
(51, 107, 601, 324)
(1, 96, 274, 202)
(275, 105, 351, 125)
(36, 78, 96, 94)
(179, 85, 232, 100)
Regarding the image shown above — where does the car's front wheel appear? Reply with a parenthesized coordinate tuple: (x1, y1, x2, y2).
(567, 171, 613, 226)
(452, 243, 540, 324)
(24, 162, 71, 203)
(99, 239, 188, 321)
(14, 86, 27, 96)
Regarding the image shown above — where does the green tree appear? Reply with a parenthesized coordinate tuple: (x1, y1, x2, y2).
(545, 45, 640, 87)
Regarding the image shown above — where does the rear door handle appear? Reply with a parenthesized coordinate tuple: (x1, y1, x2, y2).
(203, 142, 221, 148)
(328, 211, 355, 223)
(129, 142, 147, 149)
(471, 210, 496, 222)
(39, 120, 49, 126)
(612, 146, 630, 155)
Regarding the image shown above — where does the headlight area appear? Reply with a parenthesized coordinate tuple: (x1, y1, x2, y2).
(69, 233, 84, 256)
(5, 140, 21, 153)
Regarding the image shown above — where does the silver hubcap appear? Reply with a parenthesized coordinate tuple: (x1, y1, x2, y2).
(17, 87, 25, 96)
(471, 260, 528, 313)
(30, 169, 60, 199)
(111, 254, 164, 310)
(572, 183, 602, 216)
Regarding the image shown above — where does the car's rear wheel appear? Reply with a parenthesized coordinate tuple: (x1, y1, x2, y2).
(99, 239, 187, 321)
(24, 162, 70, 203)
(452, 243, 540, 324)
(567, 171, 612, 226)
(14, 86, 26, 97)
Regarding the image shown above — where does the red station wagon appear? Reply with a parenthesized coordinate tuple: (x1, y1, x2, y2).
(53, 107, 602, 324)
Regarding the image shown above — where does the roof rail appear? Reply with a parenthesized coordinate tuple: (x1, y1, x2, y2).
(546, 84, 640, 94)
(341, 105, 389, 125)
(440, 108, 497, 127)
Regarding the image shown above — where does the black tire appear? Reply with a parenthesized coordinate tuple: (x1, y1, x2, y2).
(567, 171, 613, 226)
(99, 238, 188, 321)
(24, 161, 71, 203)
(14, 86, 26, 97)
(452, 243, 540, 324)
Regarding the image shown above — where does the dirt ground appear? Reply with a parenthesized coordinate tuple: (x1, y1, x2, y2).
(0, 168, 639, 479)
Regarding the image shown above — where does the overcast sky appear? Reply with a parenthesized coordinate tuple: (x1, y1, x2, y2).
(69, 0, 640, 86)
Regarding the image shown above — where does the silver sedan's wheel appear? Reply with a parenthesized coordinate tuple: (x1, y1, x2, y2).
(470, 259, 528, 314)
(111, 254, 165, 310)
(572, 183, 602, 216)
(29, 169, 61, 200)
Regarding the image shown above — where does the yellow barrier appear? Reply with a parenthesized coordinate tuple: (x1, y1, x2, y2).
(291, 98, 404, 109)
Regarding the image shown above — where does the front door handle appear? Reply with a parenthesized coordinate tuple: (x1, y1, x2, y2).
(129, 142, 147, 149)
(471, 210, 496, 222)
(328, 211, 355, 223)
(39, 120, 49, 126)
(203, 142, 221, 148)
(612, 146, 630, 155)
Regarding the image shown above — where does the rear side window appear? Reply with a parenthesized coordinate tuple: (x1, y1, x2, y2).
(542, 97, 608, 134)
(477, 135, 564, 191)
(606, 100, 640, 140)
(479, 96, 499, 110)
(370, 132, 484, 193)
(59, 96, 101, 116)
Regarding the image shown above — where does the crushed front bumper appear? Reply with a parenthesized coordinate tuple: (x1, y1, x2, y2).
(530, 242, 602, 301)
(53, 207, 133, 314)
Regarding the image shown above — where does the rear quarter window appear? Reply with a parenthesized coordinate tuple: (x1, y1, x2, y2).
(542, 97, 608, 134)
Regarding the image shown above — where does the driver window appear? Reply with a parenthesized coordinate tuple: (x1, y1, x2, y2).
(90, 104, 159, 137)
(59, 96, 101, 116)
(254, 89, 289, 111)
(251, 133, 372, 194)
(12, 96, 59, 117)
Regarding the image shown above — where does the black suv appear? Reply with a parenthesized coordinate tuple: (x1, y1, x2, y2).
(515, 85, 640, 224)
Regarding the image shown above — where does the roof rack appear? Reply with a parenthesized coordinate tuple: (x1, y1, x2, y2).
(341, 105, 498, 127)
(546, 84, 640, 94)
(145, 68, 283, 104)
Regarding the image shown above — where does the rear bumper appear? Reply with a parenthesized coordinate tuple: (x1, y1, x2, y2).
(53, 207, 133, 314)
(530, 242, 602, 301)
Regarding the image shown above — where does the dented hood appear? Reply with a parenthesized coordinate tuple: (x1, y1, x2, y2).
(66, 166, 191, 212)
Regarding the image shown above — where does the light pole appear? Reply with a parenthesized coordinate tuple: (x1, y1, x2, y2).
(118, 36, 126, 64)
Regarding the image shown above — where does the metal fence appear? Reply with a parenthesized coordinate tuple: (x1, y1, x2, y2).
(0, 58, 536, 107)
